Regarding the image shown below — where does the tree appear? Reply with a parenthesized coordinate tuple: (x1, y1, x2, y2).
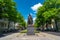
(0, 0, 26, 30)
(43, 0, 60, 31)
(35, 0, 60, 31)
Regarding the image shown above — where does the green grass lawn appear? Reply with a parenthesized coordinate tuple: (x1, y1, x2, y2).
(20, 29, 39, 33)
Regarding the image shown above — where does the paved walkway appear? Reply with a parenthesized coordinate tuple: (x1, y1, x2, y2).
(0, 32, 60, 40)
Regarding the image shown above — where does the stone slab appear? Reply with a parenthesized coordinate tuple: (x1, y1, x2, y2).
(27, 25, 35, 35)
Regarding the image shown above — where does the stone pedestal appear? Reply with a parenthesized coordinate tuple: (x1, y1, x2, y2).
(27, 25, 35, 35)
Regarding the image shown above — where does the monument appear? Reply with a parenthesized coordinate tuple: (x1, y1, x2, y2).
(27, 14, 35, 35)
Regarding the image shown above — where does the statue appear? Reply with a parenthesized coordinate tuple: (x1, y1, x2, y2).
(27, 14, 35, 35)
(28, 14, 33, 25)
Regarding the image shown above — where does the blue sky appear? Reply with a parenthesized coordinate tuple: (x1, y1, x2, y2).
(14, 0, 44, 22)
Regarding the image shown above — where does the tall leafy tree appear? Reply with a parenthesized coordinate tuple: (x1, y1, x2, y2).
(35, 0, 60, 31)
(0, 0, 26, 30)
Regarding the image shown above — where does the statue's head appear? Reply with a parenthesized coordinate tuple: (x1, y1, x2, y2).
(28, 13, 33, 24)
(29, 14, 31, 17)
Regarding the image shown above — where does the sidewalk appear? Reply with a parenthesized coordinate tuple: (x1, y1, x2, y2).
(0, 32, 60, 40)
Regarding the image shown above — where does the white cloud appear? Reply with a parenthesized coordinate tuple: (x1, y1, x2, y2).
(31, 3, 42, 11)
(33, 17, 36, 23)
(33, 17, 36, 21)
(25, 19, 27, 23)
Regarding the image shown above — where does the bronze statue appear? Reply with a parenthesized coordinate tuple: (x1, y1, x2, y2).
(28, 14, 33, 25)
(27, 14, 35, 35)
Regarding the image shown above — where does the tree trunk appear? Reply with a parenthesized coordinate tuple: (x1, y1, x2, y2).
(55, 20, 58, 31)
(8, 21, 10, 30)
(41, 22, 44, 31)
(14, 22, 15, 30)
(46, 21, 48, 30)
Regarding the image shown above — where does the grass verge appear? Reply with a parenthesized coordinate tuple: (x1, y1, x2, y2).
(20, 30, 39, 33)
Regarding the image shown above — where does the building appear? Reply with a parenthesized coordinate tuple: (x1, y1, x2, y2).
(0, 18, 8, 32)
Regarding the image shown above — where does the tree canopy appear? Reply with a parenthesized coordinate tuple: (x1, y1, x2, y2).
(35, 0, 60, 31)
(0, 0, 26, 27)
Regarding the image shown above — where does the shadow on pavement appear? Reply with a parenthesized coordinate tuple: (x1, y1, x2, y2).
(0, 30, 20, 38)
(43, 31, 60, 36)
